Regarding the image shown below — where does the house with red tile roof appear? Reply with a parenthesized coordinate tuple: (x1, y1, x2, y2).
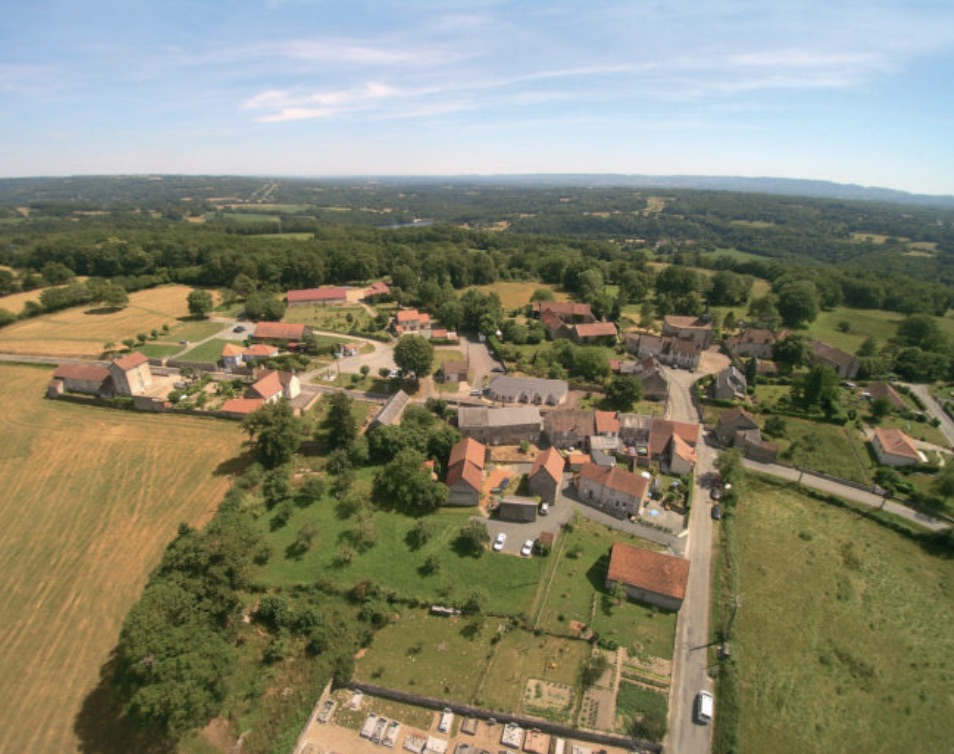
(446, 437, 486, 507)
(109, 351, 153, 396)
(569, 320, 618, 344)
(286, 287, 348, 306)
(222, 343, 246, 370)
(606, 542, 690, 611)
(871, 427, 924, 467)
(247, 370, 284, 403)
(532, 300, 595, 321)
(253, 321, 309, 343)
(528, 447, 565, 504)
(575, 463, 648, 519)
(727, 327, 778, 359)
(393, 308, 431, 335)
(363, 281, 391, 300)
(649, 419, 700, 475)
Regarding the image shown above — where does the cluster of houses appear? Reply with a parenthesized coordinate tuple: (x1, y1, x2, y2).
(624, 314, 714, 371)
(531, 301, 618, 344)
(725, 325, 862, 380)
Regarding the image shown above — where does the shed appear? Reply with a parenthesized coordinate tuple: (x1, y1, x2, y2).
(498, 496, 538, 523)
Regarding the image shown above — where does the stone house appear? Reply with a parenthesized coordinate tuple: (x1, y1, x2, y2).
(569, 321, 618, 345)
(714, 366, 747, 400)
(440, 360, 470, 383)
(52, 363, 110, 396)
(543, 409, 595, 450)
(394, 308, 431, 335)
(528, 447, 564, 504)
(871, 427, 924, 467)
(662, 314, 713, 348)
(727, 328, 777, 359)
(109, 352, 153, 396)
(575, 463, 648, 519)
(498, 496, 538, 522)
(368, 390, 409, 431)
(445, 437, 486, 506)
(714, 406, 760, 446)
(605, 542, 690, 611)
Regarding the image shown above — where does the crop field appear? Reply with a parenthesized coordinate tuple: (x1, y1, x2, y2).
(730, 478, 954, 753)
(0, 284, 208, 358)
(474, 281, 569, 310)
(0, 363, 245, 754)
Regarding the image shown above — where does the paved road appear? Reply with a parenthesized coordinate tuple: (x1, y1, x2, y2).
(909, 383, 954, 447)
(663, 367, 715, 754)
(741, 458, 950, 532)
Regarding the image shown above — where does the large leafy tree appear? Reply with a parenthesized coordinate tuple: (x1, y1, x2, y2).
(776, 280, 820, 327)
(324, 392, 357, 450)
(394, 335, 434, 378)
(187, 289, 214, 319)
(373, 449, 446, 515)
(606, 375, 644, 410)
(241, 400, 305, 468)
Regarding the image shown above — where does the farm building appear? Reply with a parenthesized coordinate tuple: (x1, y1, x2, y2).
(286, 286, 348, 306)
(497, 496, 538, 522)
(363, 281, 391, 300)
(809, 339, 860, 379)
(871, 427, 925, 467)
(528, 447, 564, 504)
(109, 351, 153, 396)
(440, 360, 469, 383)
(865, 381, 906, 410)
(575, 463, 648, 519)
(569, 320, 618, 344)
(488, 375, 568, 406)
(445, 437, 486, 507)
(368, 390, 410, 431)
(531, 300, 594, 322)
(457, 406, 542, 445)
(605, 541, 690, 611)
(220, 397, 266, 418)
(51, 363, 110, 396)
(253, 321, 310, 343)
(616, 356, 669, 401)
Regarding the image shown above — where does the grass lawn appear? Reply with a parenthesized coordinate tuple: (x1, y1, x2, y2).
(0, 363, 245, 754)
(805, 308, 902, 352)
(255, 481, 547, 615)
(535, 518, 677, 660)
(770, 416, 873, 484)
(478, 631, 591, 719)
(615, 681, 668, 740)
(137, 342, 186, 358)
(286, 305, 380, 335)
(179, 337, 231, 363)
(731, 477, 954, 754)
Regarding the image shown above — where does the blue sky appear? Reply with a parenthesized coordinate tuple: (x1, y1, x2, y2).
(2, 0, 954, 194)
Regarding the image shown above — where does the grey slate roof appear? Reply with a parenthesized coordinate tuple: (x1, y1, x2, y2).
(458, 405, 542, 429)
(370, 390, 409, 428)
(488, 375, 569, 405)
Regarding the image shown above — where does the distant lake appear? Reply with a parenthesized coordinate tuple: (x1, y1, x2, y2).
(377, 219, 434, 229)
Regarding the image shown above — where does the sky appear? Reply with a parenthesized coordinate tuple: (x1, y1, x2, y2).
(2, 0, 954, 195)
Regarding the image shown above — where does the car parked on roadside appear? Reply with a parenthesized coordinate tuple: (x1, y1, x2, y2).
(710, 487, 722, 501)
(493, 532, 506, 551)
(711, 504, 723, 521)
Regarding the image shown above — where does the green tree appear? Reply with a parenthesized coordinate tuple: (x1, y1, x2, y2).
(373, 449, 446, 515)
(241, 401, 305, 468)
(606, 375, 644, 410)
(99, 282, 129, 309)
(777, 280, 820, 328)
(744, 356, 758, 388)
(394, 335, 434, 378)
(746, 296, 781, 330)
(794, 365, 840, 416)
(324, 392, 357, 450)
(457, 520, 490, 557)
(772, 334, 810, 374)
(931, 465, 954, 500)
(723, 310, 738, 333)
(187, 289, 214, 319)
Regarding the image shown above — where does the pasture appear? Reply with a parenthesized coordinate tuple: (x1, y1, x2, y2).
(0, 363, 245, 754)
(0, 284, 205, 358)
(730, 478, 954, 753)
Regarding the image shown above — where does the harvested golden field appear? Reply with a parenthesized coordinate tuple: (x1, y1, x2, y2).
(474, 281, 569, 310)
(0, 363, 245, 754)
(0, 276, 91, 316)
(0, 284, 202, 358)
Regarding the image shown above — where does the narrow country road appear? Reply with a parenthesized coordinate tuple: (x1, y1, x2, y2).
(908, 383, 954, 448)
(662, 366, 715, 754)
(741, 458, 950, 531)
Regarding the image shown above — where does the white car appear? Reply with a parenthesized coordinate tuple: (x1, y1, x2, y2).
(521, 539, 534, 557)
(493, 532, 507, 551)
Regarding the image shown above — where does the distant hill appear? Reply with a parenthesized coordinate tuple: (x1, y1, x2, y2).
(388, 174, 954, 208)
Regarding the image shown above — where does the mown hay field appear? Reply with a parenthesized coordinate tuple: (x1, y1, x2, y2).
(732, 478, 954, 753)
(0, 284, 202, 358)
(474, 281, 569, 310)
(0, 363, 245, 754)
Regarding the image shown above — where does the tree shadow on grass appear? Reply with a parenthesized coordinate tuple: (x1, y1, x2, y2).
(84, 306, 124, 316)
(74, 652, 175, 754)
(212, 453, 253, 478)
